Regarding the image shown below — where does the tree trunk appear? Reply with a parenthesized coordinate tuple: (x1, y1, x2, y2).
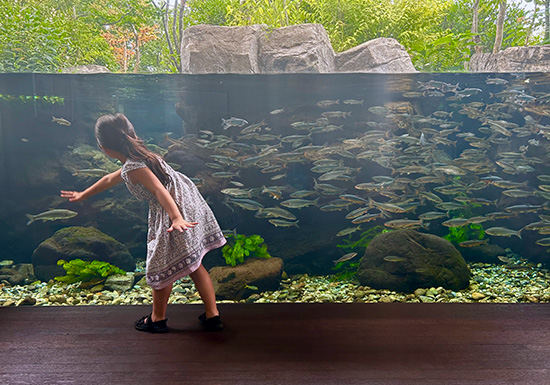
(525, 2, 539, 45)
(546, 0, 550, 43)
(283, 0, 289, 26)
(132, 24, 140, 73)
(151, 0, 186, 73)
(493, 1, 506, 53)
(123, 42, 128, 73)
(471, 0, 481, 54)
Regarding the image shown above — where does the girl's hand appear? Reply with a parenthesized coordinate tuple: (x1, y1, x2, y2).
(60, 190, 85, 202)
(168, 218, 198, 233)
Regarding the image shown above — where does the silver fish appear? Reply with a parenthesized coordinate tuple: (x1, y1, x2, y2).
(52, 116, 71, 126)
(268, 219, 299, 227)
(383, 255, 407, 262)
(221, 117, 248, 129)
(280, 198, 319, 209)
(26, 209, 78, 225)
(485, 227, 522, 239)
(316, 99, 340, 108)
(336, 226, 362, 237)
(229, 199, 264, 211)
(333, 252, 358, 264)
(72, 169, 110, 177)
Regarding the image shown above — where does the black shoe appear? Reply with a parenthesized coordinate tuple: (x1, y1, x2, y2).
(134, 313, 169, 333)
(198, 312, 224, 331)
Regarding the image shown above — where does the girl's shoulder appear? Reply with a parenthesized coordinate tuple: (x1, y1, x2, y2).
(122, 158, 147, 174)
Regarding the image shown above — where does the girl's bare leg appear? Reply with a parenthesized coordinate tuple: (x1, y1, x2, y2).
(150, 282, 172, 322)
(189, 263, 219, 318)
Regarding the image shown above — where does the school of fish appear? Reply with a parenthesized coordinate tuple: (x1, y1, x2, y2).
(155, 74, 550, 262)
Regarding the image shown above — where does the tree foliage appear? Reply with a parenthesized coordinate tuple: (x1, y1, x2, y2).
(0, 0, 546, 73)
(85, 0, 160, 72)
(0, 0, 115, 72)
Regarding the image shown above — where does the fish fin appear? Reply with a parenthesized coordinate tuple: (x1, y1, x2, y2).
(381, 210, 392, 219)
(223, 202, 234, 213)
(294, 220, 300, 228)
(313, 197, 320, 207)
(25, 214, 34, 226)
(420, 219, 430, 231)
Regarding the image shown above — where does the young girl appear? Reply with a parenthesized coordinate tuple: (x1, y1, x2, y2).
(61, 113, 227, 334)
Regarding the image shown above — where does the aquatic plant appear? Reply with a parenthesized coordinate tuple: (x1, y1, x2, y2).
(54, 259, 126, 284)
(331, 226, 389, 281)
(444, 223, 485, 246)
(222, 233, 271, 267)
(330, 261, 360, 282)
(336, 225, 389, 254)
(0, 94, 65, 105)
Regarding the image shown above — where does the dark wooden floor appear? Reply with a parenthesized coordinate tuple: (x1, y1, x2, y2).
(1, 303, 550, 385)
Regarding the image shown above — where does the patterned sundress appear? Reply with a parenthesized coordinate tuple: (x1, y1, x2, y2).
(120, 157, 226, 290)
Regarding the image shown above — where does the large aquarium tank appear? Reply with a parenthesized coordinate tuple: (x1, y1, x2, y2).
(2, 72, 550, 306)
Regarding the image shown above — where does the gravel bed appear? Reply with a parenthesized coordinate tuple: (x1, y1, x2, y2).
(2, 257, 550, 307)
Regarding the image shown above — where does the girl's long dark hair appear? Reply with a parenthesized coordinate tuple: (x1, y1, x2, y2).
(94, 113, 171, 186)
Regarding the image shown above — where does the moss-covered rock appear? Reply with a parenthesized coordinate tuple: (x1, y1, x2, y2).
(357, 229, 470, 293)
(32, 226, 135, 282)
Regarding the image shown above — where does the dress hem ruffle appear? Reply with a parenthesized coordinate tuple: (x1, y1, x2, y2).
(146, 237, 227, 290)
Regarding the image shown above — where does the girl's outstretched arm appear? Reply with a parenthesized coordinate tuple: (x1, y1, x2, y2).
(61, 169, 123, 202)
(127, 167, 198, 233)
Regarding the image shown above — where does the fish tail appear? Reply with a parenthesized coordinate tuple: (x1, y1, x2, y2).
(516, 229, 522, 239)
(294, 220, 300, 228)
(26, 214, 35, 226)
(368, 197, 374, 208)
(313, 197, 320, 207)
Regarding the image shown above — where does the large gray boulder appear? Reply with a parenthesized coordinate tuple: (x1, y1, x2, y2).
(32, 226, 135, 282)
(209, 257, 284, 300)
(258, 24, 335, 73)
(61, 65, 110, 73)
(470, 45, 550, 72)
(335, 37, 417, 73)
(180, 24, 264, 74)
(357, 229, 470, 293)
(179, 24, 415, 74)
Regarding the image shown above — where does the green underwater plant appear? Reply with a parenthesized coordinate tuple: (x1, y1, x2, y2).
(331, 225, 389, 281)
(336, 225, 389, 254)
(0, 94, 65, 105)
(54, 259, 126, 284)
(222, 233, 271, 267)
(444, 223, 485, 245)
(330, 261, 360, 282)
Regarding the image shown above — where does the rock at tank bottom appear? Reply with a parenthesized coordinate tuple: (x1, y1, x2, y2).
(357, 229, 470, 293)
(32, 226, 135, 282)
(209, 257, 284, 300)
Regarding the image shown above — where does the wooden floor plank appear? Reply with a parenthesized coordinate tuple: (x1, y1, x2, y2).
(1, 303, 549, 384)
